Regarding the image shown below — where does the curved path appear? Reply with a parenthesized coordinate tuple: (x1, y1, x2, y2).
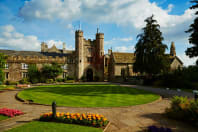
(0, 85, 197, 132)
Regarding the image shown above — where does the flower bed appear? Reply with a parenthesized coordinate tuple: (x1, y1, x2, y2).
(40, 112, 109, 128)
(165, 96, 198, 126)
(0, 108, 24, 117)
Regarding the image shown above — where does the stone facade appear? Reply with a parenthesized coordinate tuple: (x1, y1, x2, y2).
(0, 30, 183, 82)
(1, 30, 104, 82)
(105, 42, 183, 81)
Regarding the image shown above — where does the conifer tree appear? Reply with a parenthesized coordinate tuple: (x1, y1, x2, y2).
(186, 0, 198, 65)
(133, 15, 169, 76)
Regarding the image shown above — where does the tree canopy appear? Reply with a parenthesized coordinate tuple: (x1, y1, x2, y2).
(186, 0, 198, 65)
(0, 53, 8, 82)
(41, 63, 63, 81)
(133, 15, 169, 76)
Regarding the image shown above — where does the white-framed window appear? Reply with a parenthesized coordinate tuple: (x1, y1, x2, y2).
(62, 64, 67, 70)
(22, 72, 28, 78)
(21, 63, 28, 69)
(5, 63, 9, 69)
(63, 72, 67, 78)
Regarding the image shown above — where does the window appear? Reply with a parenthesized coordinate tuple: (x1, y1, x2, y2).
(22, 72, 28, 78)
(5, 72, 9, 79)
(21, 63, 28, 69)
(62, 64, 67, 70)
(5, 64, 9, 69)
(87, 57, 92, 63)
(67, 58, 74, 64)
(88, 48, 92, 53)
(105, 58, 108, 67)
(63, 72, 67, 78)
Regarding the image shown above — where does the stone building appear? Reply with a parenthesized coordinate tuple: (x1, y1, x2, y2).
(105, 42, 183, 81)
(1, 30, 104, 82)
(0, 30, 183, 82)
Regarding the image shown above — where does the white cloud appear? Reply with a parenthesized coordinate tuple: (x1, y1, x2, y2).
(19, 0, 194, 28)
(0, 25, 75, 51)
(105, 37, 133, 45)
(18, 0, 196, 42)
(0, 25, 40, 51)
(114, 45, 134, 52)
(167, 4, 174, 13)
(178, 54, 198, 66)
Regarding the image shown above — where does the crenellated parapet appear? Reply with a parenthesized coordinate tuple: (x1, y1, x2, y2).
(6, 55, 67, 64)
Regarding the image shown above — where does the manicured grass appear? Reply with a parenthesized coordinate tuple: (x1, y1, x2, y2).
(5, 121, 102, 132)
(18, 84, 160, 107)
(0, 115, 9, 121)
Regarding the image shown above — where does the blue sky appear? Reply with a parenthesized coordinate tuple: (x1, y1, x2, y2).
(0, 0, 197, 66)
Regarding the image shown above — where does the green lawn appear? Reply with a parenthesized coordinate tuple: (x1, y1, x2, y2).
(0, 115, 9, 121)
(18, 84, 159, 107)
(5, 121, 102, 132)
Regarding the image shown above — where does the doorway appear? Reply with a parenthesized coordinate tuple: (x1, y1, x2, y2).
(86, 69, 93, 82)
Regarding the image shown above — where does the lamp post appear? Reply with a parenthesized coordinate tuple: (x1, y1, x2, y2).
(52, 101, 56, 119)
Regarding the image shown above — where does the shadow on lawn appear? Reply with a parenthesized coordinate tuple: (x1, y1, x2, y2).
(138, 113, 197, 132)
(23, 84, 156, 97)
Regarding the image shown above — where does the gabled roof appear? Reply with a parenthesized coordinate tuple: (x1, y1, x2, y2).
(112, 52, 135, 64)
(169, 55, 183, 65)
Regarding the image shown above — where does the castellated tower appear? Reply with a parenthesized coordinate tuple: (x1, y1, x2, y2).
(95, 32, 104, 80)
(75, 30, 84, 80)
(170, 42, 176, 57)
(41, 42, 48, 52)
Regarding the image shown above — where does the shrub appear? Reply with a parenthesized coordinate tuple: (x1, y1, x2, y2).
(40, 112, 109, 128)
(4, 81, 18, 85)
(56, 78, 64, 82)
(0, 108, 24, 117)
(28, 64, 40, 84)
(19, 78, 29, 84)
(46, 79, 54, 84)
(65, 80, 74, 83)
(165, 96, 198, 126)
(67, 76, 74, 80)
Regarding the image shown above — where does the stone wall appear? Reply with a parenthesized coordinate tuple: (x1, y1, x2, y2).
(3, 55, 74, 82)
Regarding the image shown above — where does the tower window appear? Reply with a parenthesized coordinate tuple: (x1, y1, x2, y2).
(87, 57, 92, 63)
(5, 72, 9, 79)
(88, 48, 92, 53)
(105, 58, 108, 67)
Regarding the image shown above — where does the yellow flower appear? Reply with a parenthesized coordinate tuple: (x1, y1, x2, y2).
(103, 118, 107, 121)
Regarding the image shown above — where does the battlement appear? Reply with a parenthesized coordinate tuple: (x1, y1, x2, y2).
(96, 33, 104, 39)
(6, 55, 67, 64)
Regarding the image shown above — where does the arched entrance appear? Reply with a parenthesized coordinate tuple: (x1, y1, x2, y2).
(86, 69, 93, 82)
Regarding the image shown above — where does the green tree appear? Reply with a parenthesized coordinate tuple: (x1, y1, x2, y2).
(41, 63, 63, 81)
(0, 53, 7, 83)
(133, 15, 169, 76)
(28, 64, 40, 84)
(186, 0, 198, 65)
